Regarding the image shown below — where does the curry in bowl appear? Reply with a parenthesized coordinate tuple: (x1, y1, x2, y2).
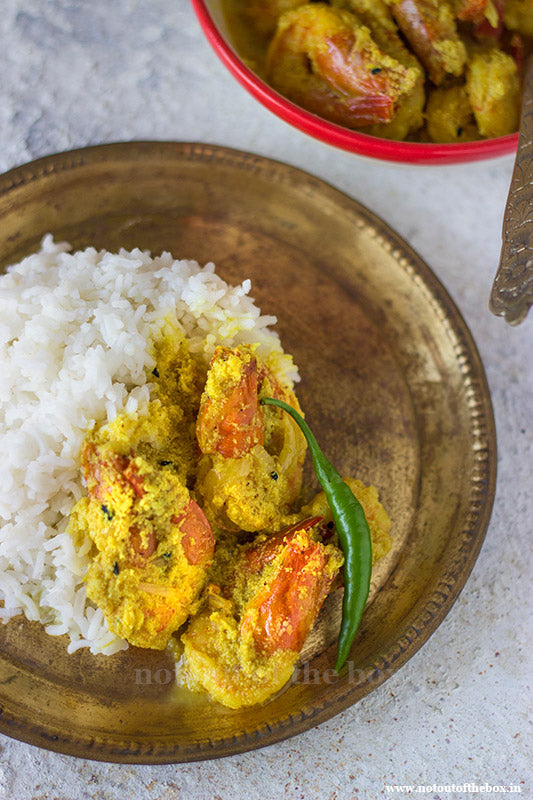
(222, 0, 532, 142)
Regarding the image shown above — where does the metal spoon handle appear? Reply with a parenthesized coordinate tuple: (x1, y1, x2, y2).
(490, 55, 533, 325)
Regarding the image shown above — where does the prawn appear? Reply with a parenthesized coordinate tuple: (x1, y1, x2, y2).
(452, 0, 507, 39)
(181, 518, 344, 709)
(452, 0, 501, 25)
(71, 439, 214, 649)
(465, 48, 521, 137)
(387, 0, 467, 85)
(195, 345, 307, 532)
(265, 3, 425, 139)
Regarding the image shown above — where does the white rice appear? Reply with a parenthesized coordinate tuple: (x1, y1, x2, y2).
(0, 235, 298, 655)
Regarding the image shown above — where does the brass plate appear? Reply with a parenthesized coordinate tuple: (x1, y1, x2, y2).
(0, 142, 496, 763)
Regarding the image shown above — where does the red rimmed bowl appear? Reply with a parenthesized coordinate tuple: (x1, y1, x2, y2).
(192, 0, 519, 165)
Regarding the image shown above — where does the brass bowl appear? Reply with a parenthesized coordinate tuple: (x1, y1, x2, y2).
(0, 142, 496, 762)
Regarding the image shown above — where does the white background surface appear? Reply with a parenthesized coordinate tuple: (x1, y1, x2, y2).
(0, 2, 531, 799)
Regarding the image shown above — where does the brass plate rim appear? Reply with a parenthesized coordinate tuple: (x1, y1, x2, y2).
(0, 141, 496, 763)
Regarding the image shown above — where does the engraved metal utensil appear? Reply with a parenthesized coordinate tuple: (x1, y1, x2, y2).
(0, 142, 496, 762)
(490, 55, 533, 325)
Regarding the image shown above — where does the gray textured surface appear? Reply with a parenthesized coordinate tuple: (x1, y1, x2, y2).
(0, 1, 531, 799)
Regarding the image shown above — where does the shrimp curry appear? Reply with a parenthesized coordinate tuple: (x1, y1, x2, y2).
(222, 0, 532, 142)
(69, 330, 391, 708)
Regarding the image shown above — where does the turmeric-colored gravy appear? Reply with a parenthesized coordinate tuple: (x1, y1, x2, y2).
(69, 330, 391, 708)
(222, 0, 532, 142)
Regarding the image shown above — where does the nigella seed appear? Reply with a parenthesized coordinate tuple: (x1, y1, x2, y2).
(159, 460, 172, 466)
(371, 67, 382, 74)
(113, 562, 119, 575)
(270, 471, 279, 481)
(327, 521, 334, 529)
(152, 367, 160, 378)
(101, 504, 114, 521)
(457, 126, 463, 136)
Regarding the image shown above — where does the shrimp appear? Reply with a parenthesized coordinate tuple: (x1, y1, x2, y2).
(452, 0, 500, 25)
(425, 84, 480, 143)
(265, 3, 425, 140)
(387, 0, 467, 85)
(181, 518, 344, 709)
(465, 48, 521, 137)
(451, 0, 508, 40)
(69, 439, 214, 649)
(195, 345, 307, 532)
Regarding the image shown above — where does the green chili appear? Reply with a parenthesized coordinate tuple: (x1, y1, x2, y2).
(261, 397, 372, 672)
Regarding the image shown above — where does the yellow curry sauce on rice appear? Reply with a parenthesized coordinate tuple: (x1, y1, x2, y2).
(0, 237, 391, 709)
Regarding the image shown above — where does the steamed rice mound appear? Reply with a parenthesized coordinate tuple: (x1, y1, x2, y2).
(0, 236, 298, 655)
